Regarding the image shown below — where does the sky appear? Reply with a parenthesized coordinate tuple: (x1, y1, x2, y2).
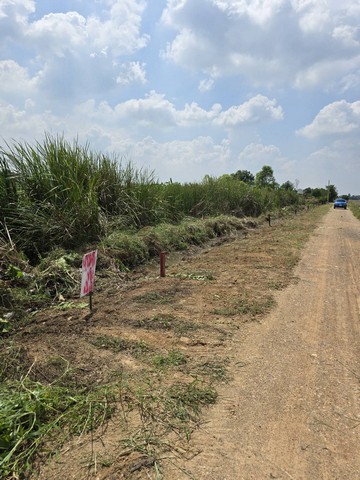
(1, 0, 360, 194)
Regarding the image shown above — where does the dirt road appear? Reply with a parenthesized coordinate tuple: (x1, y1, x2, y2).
(164, 208, 360, 479)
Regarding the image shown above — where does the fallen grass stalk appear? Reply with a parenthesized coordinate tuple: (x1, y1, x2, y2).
(0, 375, 117, 479)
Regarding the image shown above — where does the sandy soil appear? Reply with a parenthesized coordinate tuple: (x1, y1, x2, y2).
(163, 208, 360, 479)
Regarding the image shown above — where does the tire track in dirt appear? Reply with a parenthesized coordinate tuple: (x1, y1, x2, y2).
(163, 208, 360, 480)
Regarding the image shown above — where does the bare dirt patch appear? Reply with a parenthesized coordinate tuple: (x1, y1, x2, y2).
(7, 205, 352, 479)
(163, 207, 360, 480)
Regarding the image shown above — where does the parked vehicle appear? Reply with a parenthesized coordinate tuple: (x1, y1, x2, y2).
(333, 198, 347, 209)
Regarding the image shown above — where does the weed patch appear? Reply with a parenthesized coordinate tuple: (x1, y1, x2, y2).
(170, 271, 215, 281)
(133, 289, 179, 305)
(133, 314, 200, 337)
(152, 350, 187, 370)
(134, 313, 176, 330)
(212, 295, 275, 318)
(194, 359, 230, 382)
(90, 335, 151, 358)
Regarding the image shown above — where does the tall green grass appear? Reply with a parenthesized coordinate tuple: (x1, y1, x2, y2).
(0, 135, 159, 257)
(348, 200, 360, 220)
(0, 135, 303, 260)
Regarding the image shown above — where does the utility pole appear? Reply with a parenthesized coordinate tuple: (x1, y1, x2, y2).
(327, 180, 330, 203)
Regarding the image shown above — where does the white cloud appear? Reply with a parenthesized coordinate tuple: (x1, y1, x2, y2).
(297, 100, 360, 138)
(294, 56, 360, 90)
(122, 136, 231, 181)
(82, 92, 283, 130)
(114, 91, 178, 127)
(27, 12, 88, 57)
(0, 0, 35, 44)
(0, 60, 36, 96)
(25, 1, 148, 58)
(198, 78, 214, 92)
(215, 95, 284, 127)
(0, 100, 58, 140)
(116, 61, 147, 86)
(178, 102, 221, 126)
(0, 0, 149, 104)
(332, 25, 360, 48)
(86, 0, 149, 56)
(161, 0, 360, 90)
(292, 0, 331, 33)
(299, 139, 360, 193)
(239, 142, 283, 163)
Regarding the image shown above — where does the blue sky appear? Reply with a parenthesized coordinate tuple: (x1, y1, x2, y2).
(1, 0, 360, 194)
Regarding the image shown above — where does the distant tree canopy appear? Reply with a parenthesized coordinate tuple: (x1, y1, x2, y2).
(280, 180, 295, 191)
(254, 165, 277, 189)
(229, 165, 340, 203)
(303, 185, 338, 203)
(231, 166, 293, 191)
(231, 169, 254, 184)
(328, 185, 338, 202)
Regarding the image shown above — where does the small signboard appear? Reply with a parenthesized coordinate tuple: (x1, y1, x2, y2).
(80, 250, 98, 298)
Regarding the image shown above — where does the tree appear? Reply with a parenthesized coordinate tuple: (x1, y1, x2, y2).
(231, 169, 254, 184)
(327, 184, 338, 202)
(280, 180, 295, 191)
(311, 188, 325, 198)
(255, 165, 276, 189)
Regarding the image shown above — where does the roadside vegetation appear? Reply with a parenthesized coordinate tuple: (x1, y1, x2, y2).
(0, 135, 302, 259)
(348, 200, 360, 220)
(0, 135, 334, 478)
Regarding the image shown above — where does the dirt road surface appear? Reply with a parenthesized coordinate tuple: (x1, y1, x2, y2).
(164, 208, 360, 479)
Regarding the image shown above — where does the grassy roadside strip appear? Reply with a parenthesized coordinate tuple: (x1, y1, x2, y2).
(348, 200, 360, 220)
(0, 214, 262, 337)
(0, 206, 328, 479)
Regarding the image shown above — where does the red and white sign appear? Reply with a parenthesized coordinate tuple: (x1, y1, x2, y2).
(80, 250, 97, 298)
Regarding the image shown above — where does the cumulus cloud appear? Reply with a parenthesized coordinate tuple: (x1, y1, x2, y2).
(113, 91, 178, 128)
(27, 12, 88, 57)
(77, 91, 283, 131)
(86, 0, 149, 56)
(161, 0, 360, 89)
(116, 62, 147, 86)
(0, 0, 149, 103)
(238, 142, 284, 169)
(23, 1, 149, 58)
(0, 0, 35, 45)
(122, 136, 231, 181)
(0, 60, 36, 95)
(0, 100, 59, 140)
(215, 95, 283, 127)
(297, 100, 360, 138)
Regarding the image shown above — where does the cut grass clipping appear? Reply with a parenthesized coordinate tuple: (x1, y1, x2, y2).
(0, 374, 219, 479)
(122, 378, 217, 453)
(0, 376, 116, 479)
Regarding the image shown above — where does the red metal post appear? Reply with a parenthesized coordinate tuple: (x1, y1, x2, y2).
(160, 251, 166, 277)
